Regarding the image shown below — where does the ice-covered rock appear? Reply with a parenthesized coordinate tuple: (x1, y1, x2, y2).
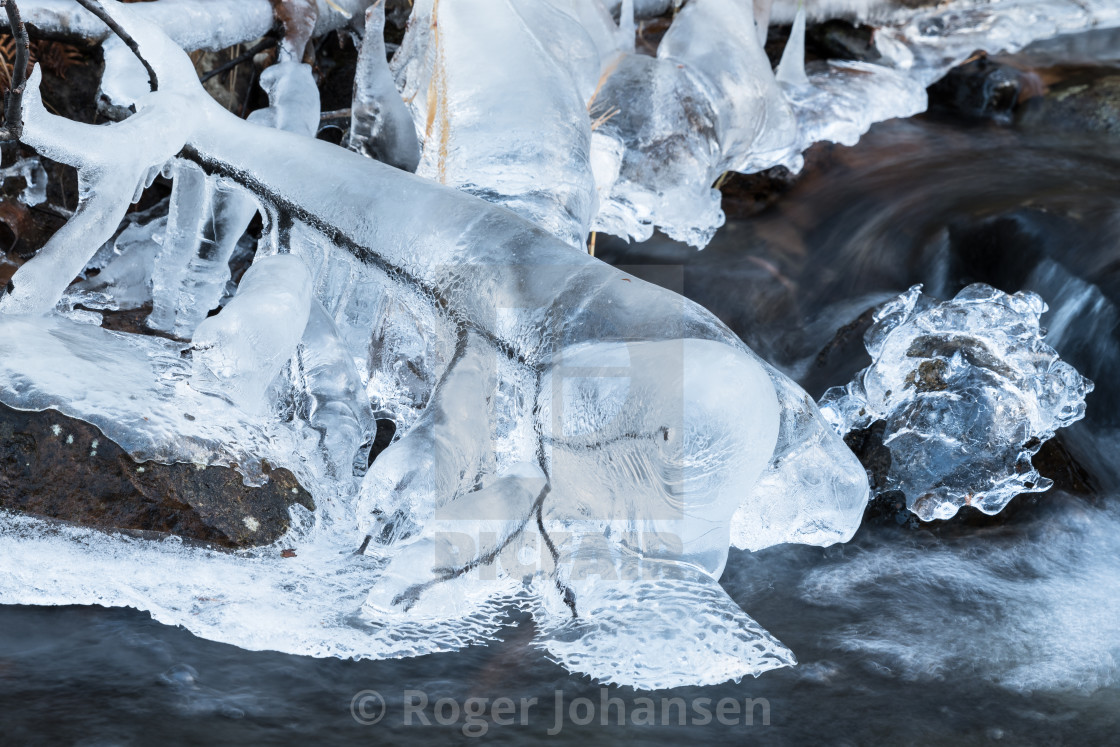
(820, 284, 1094, 521)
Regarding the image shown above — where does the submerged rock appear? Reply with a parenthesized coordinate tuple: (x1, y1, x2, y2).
(1017, 69, 1120, 136)
(928, 54, 1029, 123)
(0, 402, 313, 548)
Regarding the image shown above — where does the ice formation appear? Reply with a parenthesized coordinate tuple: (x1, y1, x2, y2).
(348, 0, 420, 171)
(6, 0, 1117, 247)
(0, 155, 47, 206)
(820, 285, 1094, 521)
(0, 0, 1109, 690)
(0, 0, 870, 690)
(392, 0, 598, 248)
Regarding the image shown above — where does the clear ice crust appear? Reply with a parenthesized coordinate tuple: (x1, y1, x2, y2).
(820, 285, 1094, 521)
(0, 0, 1107, 689)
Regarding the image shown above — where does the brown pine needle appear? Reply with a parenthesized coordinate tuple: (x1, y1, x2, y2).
(586, 58, 620, 113)
(590, 106, 619, 132)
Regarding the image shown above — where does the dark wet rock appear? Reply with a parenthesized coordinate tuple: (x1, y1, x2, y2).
(928, 54, 1027, 123)
(0, 402, 314, 548)
(719, 164, 802, 219)
(1017, 68, 1120, 136)
(767, 20, 883, 68)
(1032, 434, 1097, 496)
(803, 304, 877, 397)
(844, 420, 892, 496)
(720, 141, 835, 220)
(808, 20, 881, 63)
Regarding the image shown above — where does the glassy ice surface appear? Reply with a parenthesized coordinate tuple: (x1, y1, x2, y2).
(392, 0, 597, 248)
(820, 284, 1094, 521)
(0, 1, 871, 690)
(0, 0, 1110, 692)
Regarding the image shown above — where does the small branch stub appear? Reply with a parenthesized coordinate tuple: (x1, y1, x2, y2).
(0, 0, 30, 142)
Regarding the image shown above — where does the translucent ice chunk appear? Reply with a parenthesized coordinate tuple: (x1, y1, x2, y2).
(289, 300, 376, 477)
(357, 332, 498, 542)
(393, 0, 597, 248)
(785, 61, 927, 152)
(876, 0, 1120, 88)
(250, 61, 320, 137)
(191, 253, 313, 415)
(589, 0, 799, 246)
(820, 284, 1094, 521)
(76, 211, 167, 311)
(0, 155, 47, 206)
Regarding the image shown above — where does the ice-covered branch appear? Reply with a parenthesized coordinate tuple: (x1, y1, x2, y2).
(73, 0, 158, 89)
(0, 0, 869, 688)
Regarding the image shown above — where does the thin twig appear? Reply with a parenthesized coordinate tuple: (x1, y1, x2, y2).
(239, 67, 257, 118)
(73, 0, 158, 91)
(0, 0, 30, 142)
(200, 36, 276, 83)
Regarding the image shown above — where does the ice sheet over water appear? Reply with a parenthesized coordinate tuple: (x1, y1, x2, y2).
(820, 284, 1094, 521)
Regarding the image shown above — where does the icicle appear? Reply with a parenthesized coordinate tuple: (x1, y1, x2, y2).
(294, 300, 376, 477)
(148, 162, 260, 337)
(349, 0, 421, 171)
(753, 0, 772, 48)
(190, 253, 313, 415)
(775, 5, 808, 88)
(618, 0, 636, 52)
